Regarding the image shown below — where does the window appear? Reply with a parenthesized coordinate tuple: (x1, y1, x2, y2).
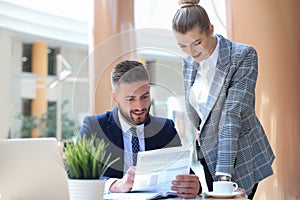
(48, 48, 58, 75)
(19, 98, 33, 138)
(21, 43, 58, 75)
(46, 101, 57, 137)
(22, 44, 32, 73)
(19, 99, 57, 138)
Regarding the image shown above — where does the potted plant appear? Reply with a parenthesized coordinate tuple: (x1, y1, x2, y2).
(64, 135, 119, 200)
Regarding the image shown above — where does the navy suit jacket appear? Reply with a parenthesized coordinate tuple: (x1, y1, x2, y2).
(78, 107, 182, 179)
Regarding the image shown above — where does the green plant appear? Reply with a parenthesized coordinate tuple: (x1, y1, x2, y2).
(64, 135, 120, 179)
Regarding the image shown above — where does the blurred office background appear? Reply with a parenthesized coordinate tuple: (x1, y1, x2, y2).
(0, 0, 299, 199)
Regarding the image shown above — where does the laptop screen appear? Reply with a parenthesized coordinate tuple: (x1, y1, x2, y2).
(0, 138, 69, 200)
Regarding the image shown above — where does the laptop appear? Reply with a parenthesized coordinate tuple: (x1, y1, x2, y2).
(0, 138, 69, 200)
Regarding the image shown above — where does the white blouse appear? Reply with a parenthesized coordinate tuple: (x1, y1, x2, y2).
(189, 36, 220, 123)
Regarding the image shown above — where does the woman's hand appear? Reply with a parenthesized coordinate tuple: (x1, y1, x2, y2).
(236, 188, 247, 198)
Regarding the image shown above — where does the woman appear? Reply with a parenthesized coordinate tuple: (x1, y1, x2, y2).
(172, 0, 275, 199)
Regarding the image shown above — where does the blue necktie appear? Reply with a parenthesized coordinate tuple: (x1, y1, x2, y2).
(130, 127, 140, 166)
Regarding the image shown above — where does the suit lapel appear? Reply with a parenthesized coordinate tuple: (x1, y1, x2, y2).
(184, 58, 201, 129)
(200, 35, 232, 128)
(106, 107, 124, 149)
(184, 57, 199, 93)
(143, 115, 157, 150)
(104, 108, 124, 174)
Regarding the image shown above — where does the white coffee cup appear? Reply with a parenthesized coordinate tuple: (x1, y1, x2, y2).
(213, 181, 238, 194)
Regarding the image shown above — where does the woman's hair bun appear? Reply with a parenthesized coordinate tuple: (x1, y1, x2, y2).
(178, 0, 200, 8)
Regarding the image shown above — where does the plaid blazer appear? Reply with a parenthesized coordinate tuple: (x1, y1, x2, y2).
(183, 34, 275, 195)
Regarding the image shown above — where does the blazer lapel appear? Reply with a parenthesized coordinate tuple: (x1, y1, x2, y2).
(106, 107, 124, 149)
(184, 57, 199, 92)
(183, 58, 201, 129)
(105, 108, 124, 174)
(200, 35, 232, 128)
(143, 115, 158, 150)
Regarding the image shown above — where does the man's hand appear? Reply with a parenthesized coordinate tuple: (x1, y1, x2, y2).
(171, 174, 200, 198)
(109, 166, 136, 193)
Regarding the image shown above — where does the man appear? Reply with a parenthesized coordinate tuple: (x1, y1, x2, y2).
(79, 60, 200, 198)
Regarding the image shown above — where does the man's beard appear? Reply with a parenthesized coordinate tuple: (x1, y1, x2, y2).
(119, 105, 151, 125)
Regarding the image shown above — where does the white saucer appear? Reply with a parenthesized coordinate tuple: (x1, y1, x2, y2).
(204, 191, 242, 198)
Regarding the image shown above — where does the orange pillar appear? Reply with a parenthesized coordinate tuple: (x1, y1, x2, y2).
(90, 0, 136, 114)
(226, 0, 300, 199)
(31, 42, 48, 138)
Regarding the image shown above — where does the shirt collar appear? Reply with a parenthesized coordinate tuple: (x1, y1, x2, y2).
(118, 111, 144, 136)
(198, 35, 220, 71)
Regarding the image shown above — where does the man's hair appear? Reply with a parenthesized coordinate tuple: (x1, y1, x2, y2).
(111, 60, 150, 90)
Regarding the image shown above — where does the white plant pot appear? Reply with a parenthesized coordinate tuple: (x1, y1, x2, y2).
(68, 179, 106, 200)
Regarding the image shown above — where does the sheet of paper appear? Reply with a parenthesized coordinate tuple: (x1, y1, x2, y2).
(131, 145, 192, 192)
(104, 192, 160, 200)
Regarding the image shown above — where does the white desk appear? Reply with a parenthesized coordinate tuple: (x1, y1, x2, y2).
(104, 192, 203, 199)
(104, 192, 247, 200)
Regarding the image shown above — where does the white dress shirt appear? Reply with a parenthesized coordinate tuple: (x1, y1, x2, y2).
(104, 111, 145, 193)
(188, 36, 231, 178)
(118, 112, 145, 173)
(189, 35, 220, 123)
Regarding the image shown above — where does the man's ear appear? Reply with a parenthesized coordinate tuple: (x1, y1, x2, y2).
(111, 91, 118, 105)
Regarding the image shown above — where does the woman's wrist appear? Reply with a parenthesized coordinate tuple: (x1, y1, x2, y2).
(217, 175, 231, 182)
